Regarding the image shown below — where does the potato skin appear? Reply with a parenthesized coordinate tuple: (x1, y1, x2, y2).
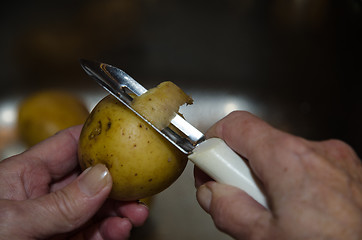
(132, 81, 193, 129)
(78, 94, 188, 201)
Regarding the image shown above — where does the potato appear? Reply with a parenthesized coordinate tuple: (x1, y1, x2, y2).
(78, 82, 191, 201)
(139, 197, 153, 207)
(18, 90, 89, 146)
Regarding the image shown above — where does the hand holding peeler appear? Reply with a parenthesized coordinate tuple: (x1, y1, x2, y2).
(80, 59, 268, 208)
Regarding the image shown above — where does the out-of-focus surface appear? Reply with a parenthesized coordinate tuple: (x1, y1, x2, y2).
(0, 0, 361, 239)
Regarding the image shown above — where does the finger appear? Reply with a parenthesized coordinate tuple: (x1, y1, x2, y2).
(193, 166, 213, 188)
(96, 199, 149, 227)
(19, 164, 112, 238)
(75, 217, 132, 240)
(196, 181, 274, 239)
(114, 201, 149, 227)
(25, 125, 83, 180)
(317, 139, 361, 172)
(99, 217, 132, 240)
(50, 169, 80, 192)
(205, 111, 305, 184)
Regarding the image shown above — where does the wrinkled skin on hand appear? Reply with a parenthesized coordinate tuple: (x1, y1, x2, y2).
(195, 111, 362, 240)
(0, 125, 148, 240)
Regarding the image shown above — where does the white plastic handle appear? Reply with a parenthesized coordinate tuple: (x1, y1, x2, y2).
(188, 138, 268, 208)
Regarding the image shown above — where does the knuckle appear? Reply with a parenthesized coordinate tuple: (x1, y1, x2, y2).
(225, 110, 251, 119)
(223, 111, 258, 130)
(207, 187, 243, 232)
(208, 187, 267, 239)
(323, 139, 348, 151)
(0, 202, 25, 237)
(323, 139, 355, 155)
(210, 197, 231, 231)
(322, 139, 360, 164)
(48, 190, 83, 229)
(222, 111, 268, 143)
(0, 201, 21, 225)
(211, 196, 270, 240)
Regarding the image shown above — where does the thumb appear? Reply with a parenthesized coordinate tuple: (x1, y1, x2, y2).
(23, 164, 112, 238)
(197, 181, 273, 239)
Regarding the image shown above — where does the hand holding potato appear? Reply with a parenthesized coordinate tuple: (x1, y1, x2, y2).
(195, 111, 362, 240)
(0, 125, 148, 239)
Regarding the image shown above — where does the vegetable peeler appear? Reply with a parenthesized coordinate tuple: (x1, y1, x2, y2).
(80, 59, 268, 208)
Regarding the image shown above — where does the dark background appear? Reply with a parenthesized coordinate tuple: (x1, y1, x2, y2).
(1, 0, 362, 156)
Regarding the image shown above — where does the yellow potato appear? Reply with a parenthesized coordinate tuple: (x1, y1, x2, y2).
(78, 92, 189, 200)
(139, 197, 153, 208)
(18, 90, 89, 146)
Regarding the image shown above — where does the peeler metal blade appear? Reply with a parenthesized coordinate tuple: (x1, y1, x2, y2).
(80, 59, 205, 154)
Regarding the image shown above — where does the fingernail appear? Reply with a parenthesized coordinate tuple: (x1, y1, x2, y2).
(197, 184, 212, 212)
(78, 164, 111, 197)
